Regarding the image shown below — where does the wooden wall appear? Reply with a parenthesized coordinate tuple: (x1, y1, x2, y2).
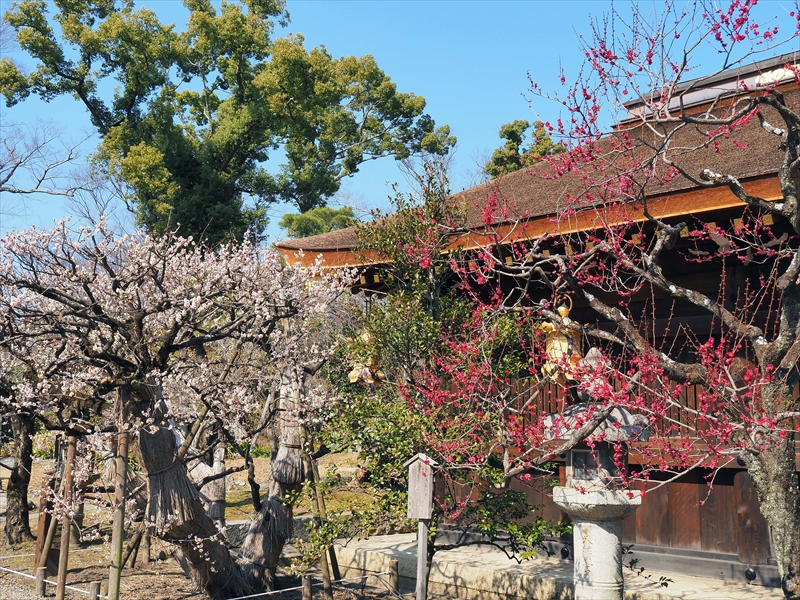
(515, 466, 775, 564)
(471, 376, 794, 564)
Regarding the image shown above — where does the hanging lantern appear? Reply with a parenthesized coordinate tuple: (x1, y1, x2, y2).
(538, 297, 582, 379)
(347, 331, 386, 386)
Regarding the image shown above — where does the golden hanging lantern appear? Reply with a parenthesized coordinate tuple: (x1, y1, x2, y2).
(347, 331, 385, 386)
(538, 297, 582, 380)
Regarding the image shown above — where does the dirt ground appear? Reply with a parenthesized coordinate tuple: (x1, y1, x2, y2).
(0, 535, 209, 599)
(0, 453, 390, 599)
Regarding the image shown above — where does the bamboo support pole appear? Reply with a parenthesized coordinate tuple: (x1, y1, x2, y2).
(38, 507, 59, 576)
(121, 523, 144, 569)
(35, 566, 46, 596)
(301, 443, 333, 600)
(310, 454, 341, 580)
(176, 403, 210, 460)
(55, 434, 76, 600)
(107, 431, 129, 600)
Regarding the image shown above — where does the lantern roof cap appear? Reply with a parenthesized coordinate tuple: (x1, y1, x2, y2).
(543, 403, 650, 443)
(403, 453, 438, 468)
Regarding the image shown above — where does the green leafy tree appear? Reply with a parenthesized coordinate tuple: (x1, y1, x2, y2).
(320, 160, 562, 568)
(0, 0, 454, 244)
(484, 119, 564, 179)
(278, 205, 357, 239)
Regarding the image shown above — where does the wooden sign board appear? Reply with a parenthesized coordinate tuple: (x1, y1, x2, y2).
(403, 453, 437, 520)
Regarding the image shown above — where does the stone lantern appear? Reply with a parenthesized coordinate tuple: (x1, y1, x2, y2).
(544, 403, 649, 600)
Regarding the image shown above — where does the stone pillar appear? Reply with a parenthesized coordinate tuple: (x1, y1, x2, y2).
(553, 487, 641, 600)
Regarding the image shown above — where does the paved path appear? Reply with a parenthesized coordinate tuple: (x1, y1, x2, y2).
(333, 533, 784, 600)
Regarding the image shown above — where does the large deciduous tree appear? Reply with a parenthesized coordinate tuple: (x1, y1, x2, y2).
(0, 0, 454, 244)
(0, 222, 347, 597)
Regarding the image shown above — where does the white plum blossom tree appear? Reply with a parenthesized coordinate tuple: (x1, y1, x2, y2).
(0, 221, 349, 597)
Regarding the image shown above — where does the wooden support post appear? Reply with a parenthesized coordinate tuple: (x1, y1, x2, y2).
(301, 439, 333, 600)
(38, 506, 59, 577)
(302, 574, 313, 600)
(129, 532, 141, 568)
(121, 523, 145, 570)
(35, 566, 47, 596)
(108, 430, 129, 600)
(388, 559, 399, 594)
(69, 497, 84, 546)
(310, 453, 341, 580)
(34, 467, 58, 576)
(416, 519, 429, 600)
(88, 581, 100, 600)
(56, 433, 76, 600)
(140, 531, 151, 566)
(403, 454, 437, 600)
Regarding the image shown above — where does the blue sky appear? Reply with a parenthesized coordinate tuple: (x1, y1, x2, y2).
(1, 0, 799, 240)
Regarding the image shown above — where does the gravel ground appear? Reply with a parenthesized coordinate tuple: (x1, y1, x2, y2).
(0, 577, 393, 600)
(0, 572, 82, 600)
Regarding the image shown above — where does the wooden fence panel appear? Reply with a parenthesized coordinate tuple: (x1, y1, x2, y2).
(699, 470, 739, 554)
(668, 477, 702, 550)
(734, 471, 772, 565)
(634, 483, 670, 547)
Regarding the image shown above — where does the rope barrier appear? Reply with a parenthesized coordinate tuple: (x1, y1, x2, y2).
(0, 564, 108, 598)
(0, 548, 97, 561)
(225, 569, 393, 600)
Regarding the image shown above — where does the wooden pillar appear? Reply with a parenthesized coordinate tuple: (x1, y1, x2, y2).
(39, 516, 59, 579)
(55, 434, 76, 600)
(403, 454, 437, 600)
(108, 430, 129, 600)
(388, 558, 399, 594)
(416, 520, 429, 600)
(310, 451, 341, 580)
(121, 523, 144, 569)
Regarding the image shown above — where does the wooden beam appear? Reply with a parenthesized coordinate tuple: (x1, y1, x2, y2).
(277, 174, 782, 269)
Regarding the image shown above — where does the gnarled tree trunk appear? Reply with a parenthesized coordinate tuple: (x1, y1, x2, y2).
(127, 387, 251, 599)
(188, 441, 227, 529)
(744, 434, 800, 599)
(238, 365, 305, 591)
(741, 383, 800, 599)
(5, 412, 35, 545)
(137, 426, 249, 598)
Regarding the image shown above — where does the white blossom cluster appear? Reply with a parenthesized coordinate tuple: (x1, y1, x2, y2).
(0, 220, 350, 442)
